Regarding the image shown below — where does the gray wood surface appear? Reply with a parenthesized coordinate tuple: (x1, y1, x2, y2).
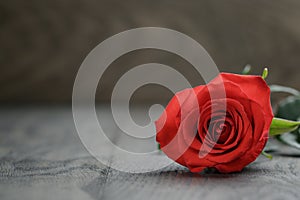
(1, 106, 300, 200)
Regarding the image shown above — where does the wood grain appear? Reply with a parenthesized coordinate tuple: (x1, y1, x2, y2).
(1, 106, 300, 200)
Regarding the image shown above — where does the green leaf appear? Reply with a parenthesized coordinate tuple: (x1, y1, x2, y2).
(269, 117, 300, 136)
(276, 132, 300, 150)
(270, 85, 300, 96)
(261, 67, 268, 79)
(242, 64, 252, 75)
(275, 96, 300, 149)
(276, 96, 300, 131)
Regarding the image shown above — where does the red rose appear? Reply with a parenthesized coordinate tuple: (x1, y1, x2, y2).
(155, 73, 273, 173)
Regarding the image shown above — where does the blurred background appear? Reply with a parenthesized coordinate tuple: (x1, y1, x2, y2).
(1, 0, 300, 105)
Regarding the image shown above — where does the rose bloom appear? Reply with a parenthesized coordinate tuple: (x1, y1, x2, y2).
(155, 73, 273, 173)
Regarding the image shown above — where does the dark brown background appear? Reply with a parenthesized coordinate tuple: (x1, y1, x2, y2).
(1, 0, 300, 104)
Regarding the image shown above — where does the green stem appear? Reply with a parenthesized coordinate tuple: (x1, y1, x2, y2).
(269, 117, 300, 136)
(261, 151, 273, 160)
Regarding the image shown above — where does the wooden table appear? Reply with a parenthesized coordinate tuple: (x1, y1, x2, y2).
(1, 106, 300, 200)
